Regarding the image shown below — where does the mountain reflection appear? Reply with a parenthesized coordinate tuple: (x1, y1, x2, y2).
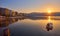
(0, 16, 60, 27)
(0, 18, 18, 36)
(3, 28, 10, 36)
(25, 16, 60, 20)
(0, 18, 18, 27)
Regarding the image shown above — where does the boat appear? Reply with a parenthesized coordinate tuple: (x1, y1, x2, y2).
(46, 22, 53, 31)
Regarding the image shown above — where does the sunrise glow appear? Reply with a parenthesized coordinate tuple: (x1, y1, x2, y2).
(48, 10, 51, 13)
(47, 8, 52, 13)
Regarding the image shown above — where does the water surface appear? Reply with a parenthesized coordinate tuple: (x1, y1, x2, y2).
(0, 16, 60, 36)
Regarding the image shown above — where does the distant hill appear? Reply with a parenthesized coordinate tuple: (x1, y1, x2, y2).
(26, 12, 60, 17)
(51, 12, 60, 16)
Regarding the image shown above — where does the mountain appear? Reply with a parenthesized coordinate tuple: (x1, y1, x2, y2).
(51, 12, 60, 16)
(0, 7, 18, 17)
(26, 12, 60, 17)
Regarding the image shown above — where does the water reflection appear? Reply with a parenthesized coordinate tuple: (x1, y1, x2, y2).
(0, 18, 18, 36)
(46, 16, 53, 31)
(48, 16, 51, 22)
(0, 18, 18, 27)
(3, 28, 10, 36)
(0, 16, 60, 36)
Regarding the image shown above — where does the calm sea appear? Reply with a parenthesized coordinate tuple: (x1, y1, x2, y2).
(0, 16, 60, 36)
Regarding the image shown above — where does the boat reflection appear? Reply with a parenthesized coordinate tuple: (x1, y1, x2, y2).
(0, 18, 18, 36)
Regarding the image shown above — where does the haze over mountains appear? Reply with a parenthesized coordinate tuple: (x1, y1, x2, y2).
(27, 12, 60, 16)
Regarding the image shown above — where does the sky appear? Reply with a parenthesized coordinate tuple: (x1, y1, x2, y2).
(0, 0, 60, 13)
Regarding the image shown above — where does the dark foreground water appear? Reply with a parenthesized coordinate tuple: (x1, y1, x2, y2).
(0, 16, 60, 36)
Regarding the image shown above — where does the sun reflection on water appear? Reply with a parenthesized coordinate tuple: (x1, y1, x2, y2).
(48, 16, 51, 22)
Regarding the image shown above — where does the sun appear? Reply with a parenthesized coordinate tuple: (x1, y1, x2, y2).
(47, 8, 52, 13)
(48, 10, 51, 13)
